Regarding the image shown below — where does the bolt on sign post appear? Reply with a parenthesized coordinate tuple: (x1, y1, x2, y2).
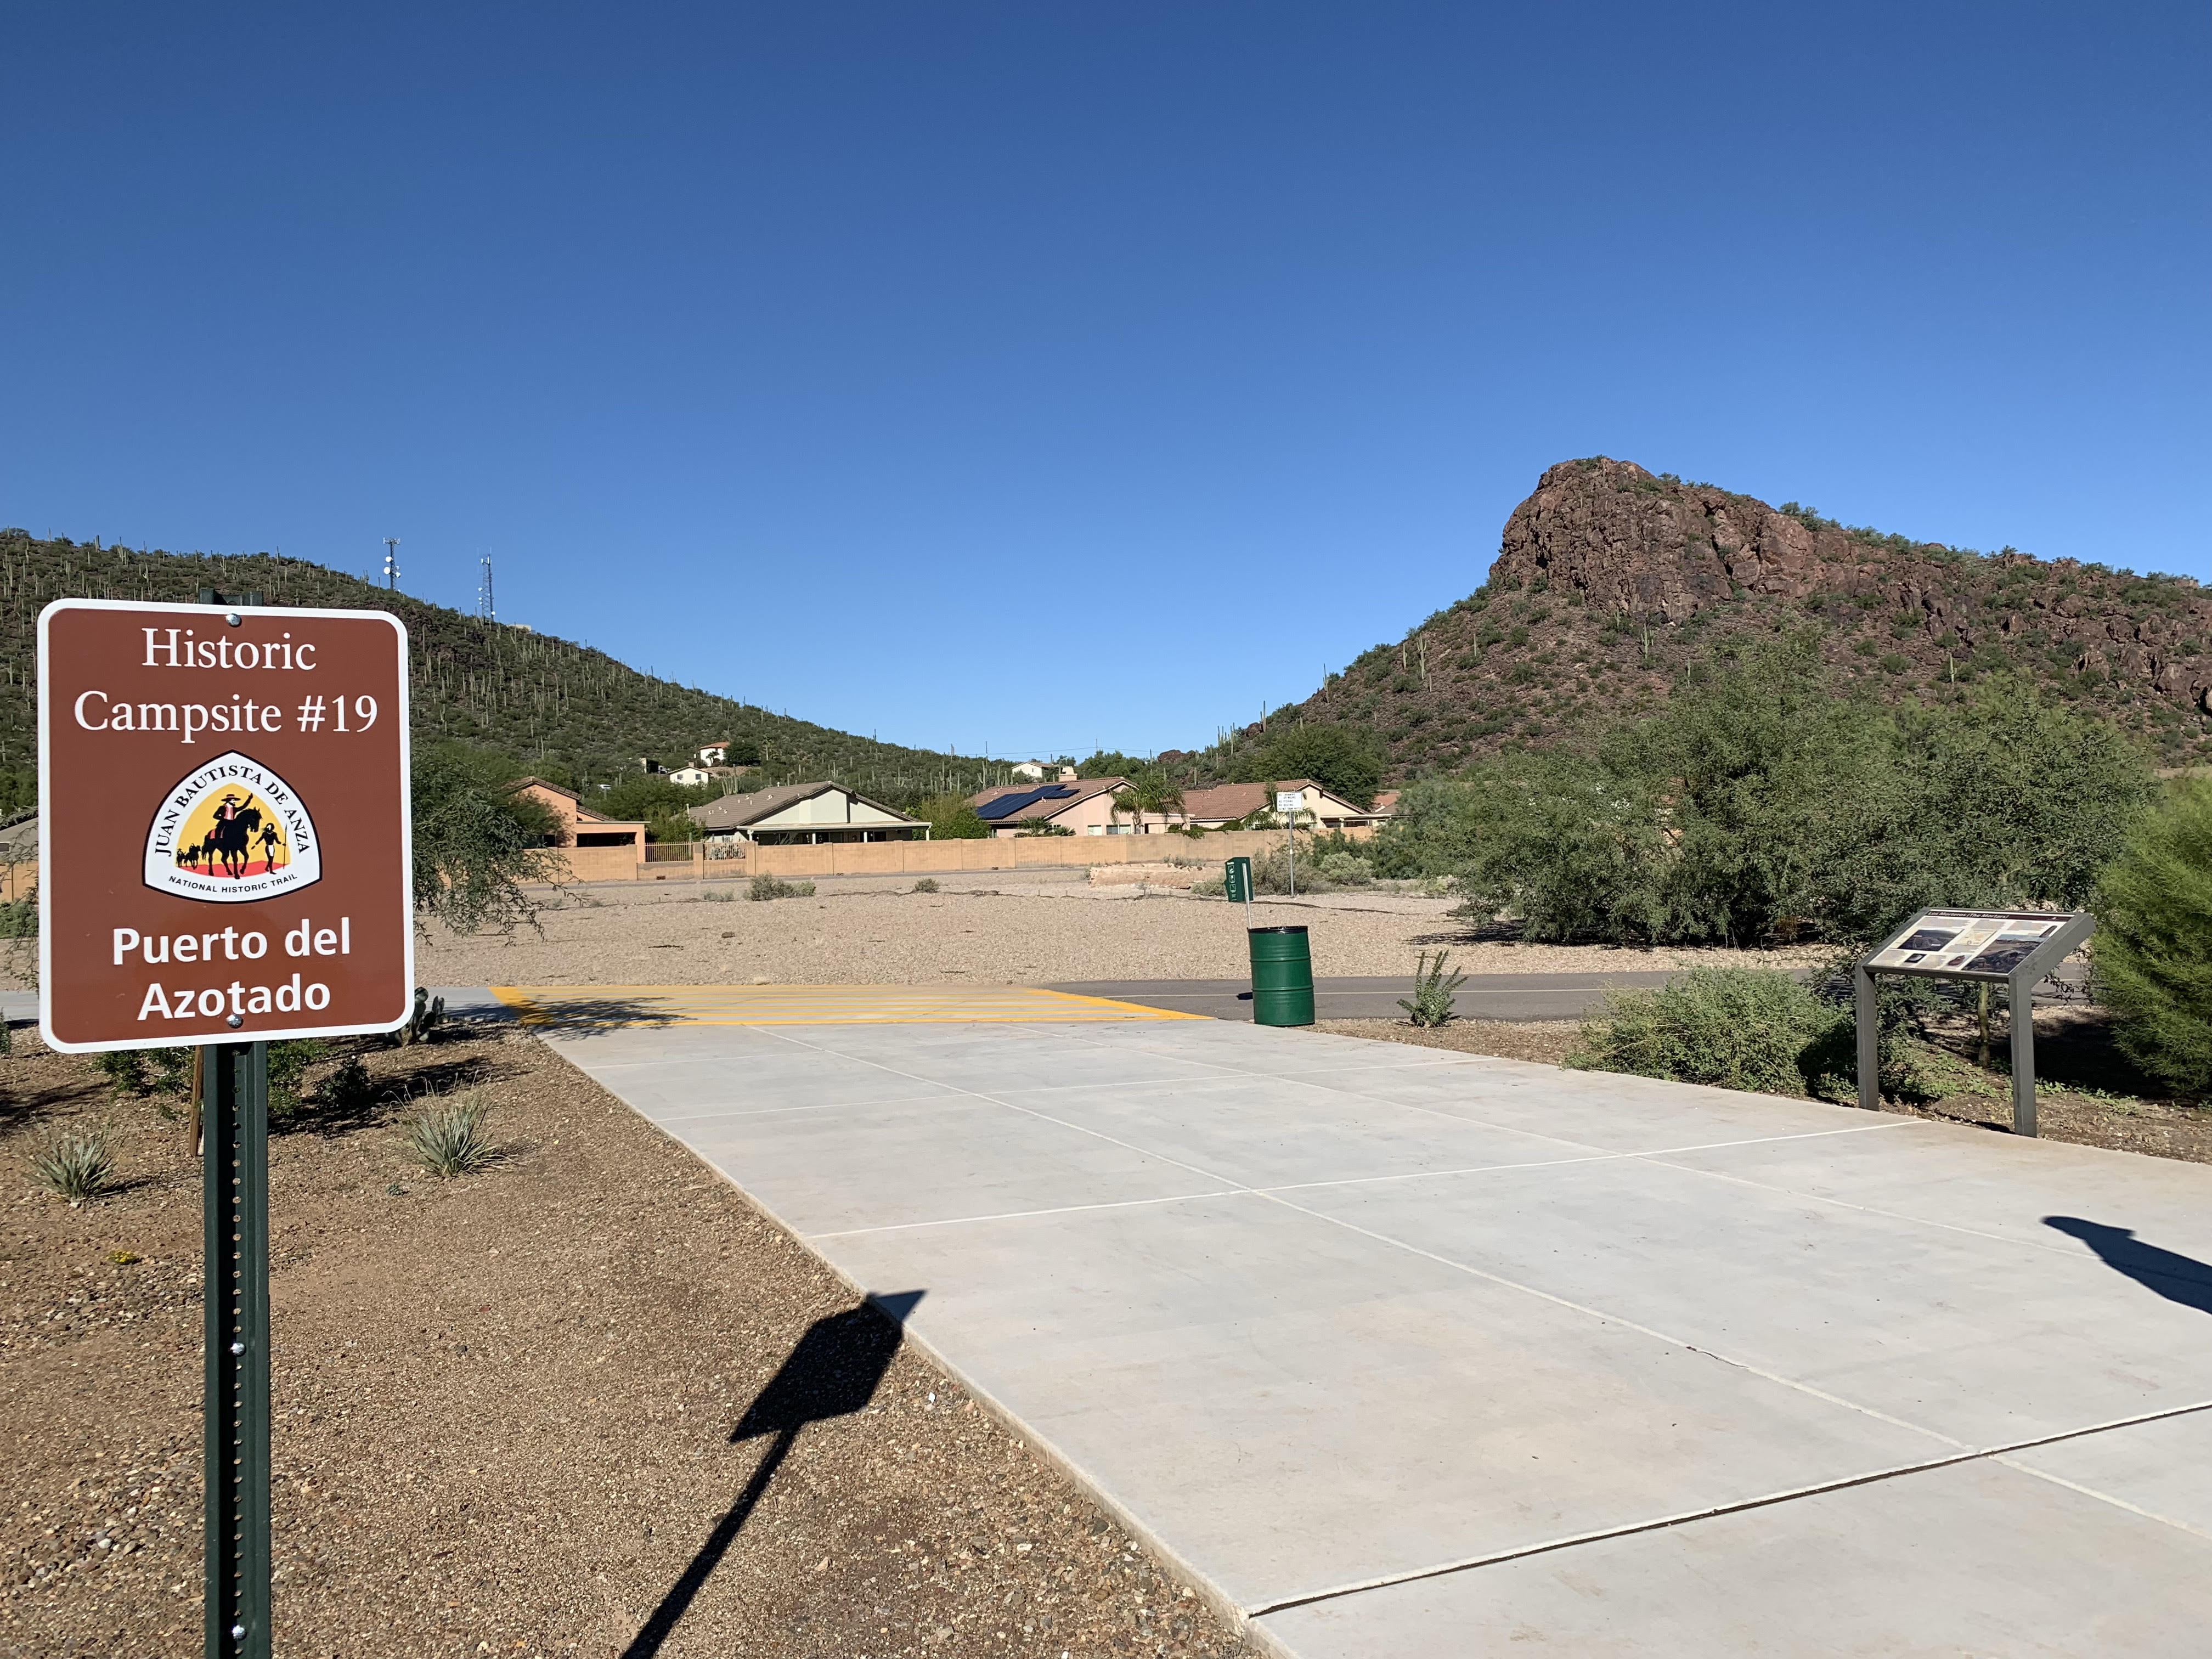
(1274, 791, 1301, 897)
(1853, 909, 2093, 1137)
(38, 599, 414, 1659)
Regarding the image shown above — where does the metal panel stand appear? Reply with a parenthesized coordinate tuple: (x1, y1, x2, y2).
(2008, 970, 2037, 1139)
(203, 1041, 271, 1659)
(1854, 964, 1879, 1114)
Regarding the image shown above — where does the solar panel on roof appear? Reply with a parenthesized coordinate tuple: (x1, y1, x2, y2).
(1032, 785, 1075, 800)
(975, 787, 1050, 821)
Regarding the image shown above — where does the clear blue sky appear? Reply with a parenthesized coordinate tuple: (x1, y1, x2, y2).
(5, 3, 2204, 758)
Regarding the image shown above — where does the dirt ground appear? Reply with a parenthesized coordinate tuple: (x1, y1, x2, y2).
(396, 882, 1820, 990)
(0, 1024, 1259, 1659)
(1308, 1018, 1582, 1067)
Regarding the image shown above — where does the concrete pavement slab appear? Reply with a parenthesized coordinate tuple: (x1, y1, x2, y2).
(1307, 1054, 1896, 1151)
(815, 1190, 1948, 1610)
(1284, 1150, 2212, 1444)
(1658, 1124, 2212, 1272)
(987, 1071, 1614, 1189)
(1260, 1453, 2212, 1657)
(668, 1094, 1228, 1237)
(2005, 1409, 2212, 1537)
(534, 997, 2212, 1654)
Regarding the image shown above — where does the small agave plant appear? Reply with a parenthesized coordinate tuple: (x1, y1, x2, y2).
(402, 1090, 497, 1178)
(34, 1127, 116, 1204)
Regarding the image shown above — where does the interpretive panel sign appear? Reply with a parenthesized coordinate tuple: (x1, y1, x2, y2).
(1866, 910, 2075, 979)
(38, 600, 413, 1051)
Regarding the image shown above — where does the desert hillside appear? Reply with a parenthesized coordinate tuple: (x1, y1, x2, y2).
(1266, 458, 2211, 771)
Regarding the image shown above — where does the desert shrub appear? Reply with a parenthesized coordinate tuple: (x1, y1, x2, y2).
(748, 876, 816, 901)
(318, 1056, 375, 1115)
(911, 877, 940, 893)
(0, 890, 36, 938)
(1399, 952, 1466, 1026)
(598, 774, 716, 824)
(914, 794, 991, 839)
(266, 1039, 326, 1104)
(1567, 968, 1848, 1097)
(702, 888, 735, 902)
(95, 1050, 151, 1097)
(402, 1090, 496, 1177)
(1316, 851, 1374, 886)
(94, 1046, 193, 1102)
(1245, 846, 1329, 894)
(33, 1126, 115, 1203)
(1231, 723, 1385, 809)
(1406, 644, 2153, 947)
(2093, 778, 2212, 1093)
(412, 742, 567, 935)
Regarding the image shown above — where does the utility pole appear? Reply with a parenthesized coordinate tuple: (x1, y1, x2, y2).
(382, 538, 400, 591)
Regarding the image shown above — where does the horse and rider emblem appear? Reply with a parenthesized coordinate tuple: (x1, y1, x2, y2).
(142, 751, 321, 902)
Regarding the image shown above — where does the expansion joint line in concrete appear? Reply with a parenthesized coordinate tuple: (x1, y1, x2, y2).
(1052, 1026, 2152, 1275)
(1245, 1397, 2212, 1620)
(804, 1122, 1924, 1241)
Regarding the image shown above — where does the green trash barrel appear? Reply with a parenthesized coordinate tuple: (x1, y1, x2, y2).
(1248, 925, 1314, 1027)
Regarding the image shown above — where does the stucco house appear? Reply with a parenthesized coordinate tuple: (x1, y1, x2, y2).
(968, 777, 1159, 837)
(512, 778, 647, 854)
(1176, 778, 1391, 835)
(687, 782, 929, 846)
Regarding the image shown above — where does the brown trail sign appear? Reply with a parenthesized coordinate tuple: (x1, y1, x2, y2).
(38, 599, 413, 1050)
(39, 597, 414, 1659)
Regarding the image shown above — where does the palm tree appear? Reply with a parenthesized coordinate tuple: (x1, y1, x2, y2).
(1119, 768, 1185, 835)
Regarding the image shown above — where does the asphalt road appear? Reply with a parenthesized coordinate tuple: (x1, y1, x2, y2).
(1046, 972, 1688, 1023)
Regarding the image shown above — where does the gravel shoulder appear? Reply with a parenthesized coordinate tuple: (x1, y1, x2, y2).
(1, 1024, 1259, 1658)
(400, 885, 1821, 989)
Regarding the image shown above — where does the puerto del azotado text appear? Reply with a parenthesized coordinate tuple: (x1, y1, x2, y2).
(116, 916, 356, 1023)
(39, 600, 414, 1051)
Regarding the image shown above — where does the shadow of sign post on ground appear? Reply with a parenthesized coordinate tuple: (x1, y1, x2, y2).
(2045, 1217, 2212, 1317)
(620, 1290, 924, 1658)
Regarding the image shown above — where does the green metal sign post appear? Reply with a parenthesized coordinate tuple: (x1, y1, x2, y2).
(1223, 855, 1253, 926)
(203, 1041, 272, 1659)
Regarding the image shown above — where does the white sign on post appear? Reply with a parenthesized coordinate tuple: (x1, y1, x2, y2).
(1274, 791, 1301, 814)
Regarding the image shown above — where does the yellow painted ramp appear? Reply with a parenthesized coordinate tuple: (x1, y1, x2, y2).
(489, 984, 1200, 1028)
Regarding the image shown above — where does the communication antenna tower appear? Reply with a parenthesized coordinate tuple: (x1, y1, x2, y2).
(382, 538, 400, 590)
(478, 555, 496, 622)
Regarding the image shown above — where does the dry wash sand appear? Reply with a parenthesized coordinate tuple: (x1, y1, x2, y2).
(417, 883, 1818, 988)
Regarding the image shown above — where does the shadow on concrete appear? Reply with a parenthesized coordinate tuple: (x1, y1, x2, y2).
(505, 994, 685, 1036)
(619, 1290, 924, 1658)
(2045, 1217, 2212, 1315)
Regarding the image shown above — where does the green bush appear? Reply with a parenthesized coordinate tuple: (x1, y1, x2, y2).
(2094, 778, 2212, 1093)
(95, 1050, 151, 1098)
(267, 1039, 325, 1102)
(1567, 968, 1849, 1097)
(915, 794, 991, 839)
(911, 877, 940, 893)
(748, 876, 816, 901)
(412, 743, 567, 935)
(1394, 642, 2153, 947)
(1231, 723, 1385, 810)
